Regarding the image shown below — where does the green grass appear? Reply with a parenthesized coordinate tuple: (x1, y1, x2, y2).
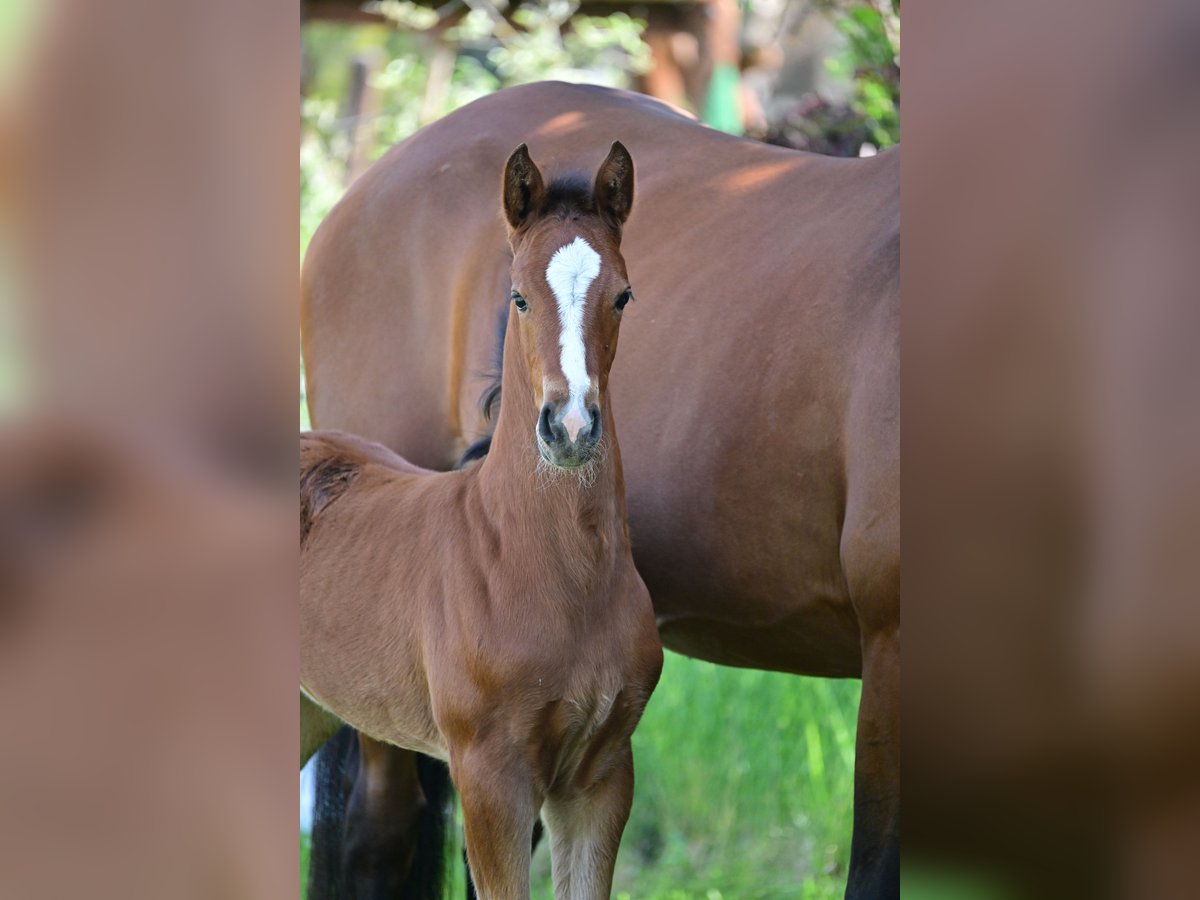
(598, 653, 859, 899)
(301, 834, 310, 891)
(303, 652, 860, 898)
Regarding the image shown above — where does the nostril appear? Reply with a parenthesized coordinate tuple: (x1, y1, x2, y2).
(587, 406, 602, 444)
(537, 404, 556, 443)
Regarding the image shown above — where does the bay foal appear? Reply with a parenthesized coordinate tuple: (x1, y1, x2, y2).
(300, 142, 663, 899)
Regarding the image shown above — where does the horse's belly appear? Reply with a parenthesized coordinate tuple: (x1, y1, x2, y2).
(300, 614, 445, 757)
(301, 672, 446, 759)
(620, 434, 861, 675)
(655, 603, 862, 678)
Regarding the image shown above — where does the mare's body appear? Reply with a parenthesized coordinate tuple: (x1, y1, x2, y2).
(302, 82, 899, 898)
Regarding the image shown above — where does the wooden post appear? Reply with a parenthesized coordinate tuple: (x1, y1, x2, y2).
(343, 50, 382, 184)
(419, 36, 456, 127)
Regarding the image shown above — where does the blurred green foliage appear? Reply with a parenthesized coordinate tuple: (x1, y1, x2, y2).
(301, 5, 650, 255)
(824, 0, 900, 147)
(302, 2, 900, 257)
(0, 0, 36, 77)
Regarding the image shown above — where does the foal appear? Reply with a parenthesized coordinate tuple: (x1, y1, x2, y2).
(300, 142, 663, 900)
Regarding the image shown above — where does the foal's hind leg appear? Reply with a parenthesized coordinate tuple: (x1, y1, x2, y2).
(453, 741, 539, 900)
(542, 742, 634, 900)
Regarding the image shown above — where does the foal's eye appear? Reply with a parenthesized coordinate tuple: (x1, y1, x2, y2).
(512, 291, 528, 312)
(615, 288, 633, 312)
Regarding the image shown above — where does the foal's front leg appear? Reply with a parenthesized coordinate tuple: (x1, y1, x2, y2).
(542, 741, 635, 900)
(452, 741, 540, 900)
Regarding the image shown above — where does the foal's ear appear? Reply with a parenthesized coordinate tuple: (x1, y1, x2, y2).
(502, 143, 546, 231)
(594, 141, 635, 230)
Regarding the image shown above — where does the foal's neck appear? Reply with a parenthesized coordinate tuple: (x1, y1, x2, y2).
(476, 316, 628, 564)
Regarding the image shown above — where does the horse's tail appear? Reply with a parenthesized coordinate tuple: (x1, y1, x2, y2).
(306, 729, 454, 900)
(408, 753, 454, 900)
(306, 725, 357, 900)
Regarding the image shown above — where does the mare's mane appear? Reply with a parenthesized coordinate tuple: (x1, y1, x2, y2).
(458, 299, 505, 468)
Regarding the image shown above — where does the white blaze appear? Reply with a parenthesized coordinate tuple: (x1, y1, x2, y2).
(545, 236, 601, 436)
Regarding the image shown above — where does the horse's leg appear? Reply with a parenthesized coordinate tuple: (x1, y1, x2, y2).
(842, 316, 900, 900)
(542, 742, 634, 900)
(343, 737, 425, 899)
(844, 511, 902, 897)
(846, 630, 900, 900)
(841, 502, 900, 898)
(452, 742, 538, 900)
(466, 818, 543, 899)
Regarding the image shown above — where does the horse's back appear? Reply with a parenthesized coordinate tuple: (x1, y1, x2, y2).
(301, 430, 428, 477)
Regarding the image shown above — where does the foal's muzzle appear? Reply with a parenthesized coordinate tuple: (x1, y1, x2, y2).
(537, 400, 601, 468)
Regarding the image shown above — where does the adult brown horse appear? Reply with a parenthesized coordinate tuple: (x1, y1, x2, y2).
(301, 141, 663, 899)
(302, 81, 899, 898)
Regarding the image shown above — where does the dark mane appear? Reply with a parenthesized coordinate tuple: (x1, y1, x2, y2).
(542, 173, 596, 219)
(457, 296, 508, 468)
(479, 300, 507, 424)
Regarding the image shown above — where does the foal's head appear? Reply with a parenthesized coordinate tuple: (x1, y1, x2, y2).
(501, 141, 635, 470)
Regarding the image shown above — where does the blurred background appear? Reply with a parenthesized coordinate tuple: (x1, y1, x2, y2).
(298, 2, 898, 898)
(299, 0, 899, 254)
